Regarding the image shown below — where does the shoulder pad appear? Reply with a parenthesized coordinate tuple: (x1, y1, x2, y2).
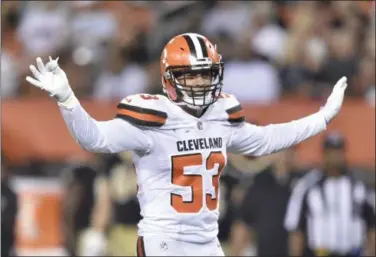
(115, 94, 167, 127)
(217, 93, 245, 123)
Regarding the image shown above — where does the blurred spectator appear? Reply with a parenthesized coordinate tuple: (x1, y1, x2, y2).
(147, 1, 211, 60)
(1, 160, 18, 257)
(78, 162, 112, 257)
(316, 28, 359, 97)
(100, 153, 141, 256)
(364, 85, 375, 107)
(3, 0, 373, 102)
(280, 1, 374, 100)
(2, 1, 23, 98)
(215, 162, 244, 255)
(1, 52, 20, 98)
(201, 1, 252, 43)
(17, 2, 71, 57)
(144, 60, 165, 95)
(359, 32, 376, 107)
(205, 2, 282, 105)
(281, 2, 331, 98)
(62, 164, 104, 256)
(57, 47, 98, 98)
(284, 132, 376, 257)
(230, 147, 304, 256)
(249, 2, 288, 64)
(70, 1, 118, 48)
(222, 40, 282, 105)
(92, 40, 149, 101)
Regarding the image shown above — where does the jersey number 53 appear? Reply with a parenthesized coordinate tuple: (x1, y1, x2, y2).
(170, 151, 225, 213)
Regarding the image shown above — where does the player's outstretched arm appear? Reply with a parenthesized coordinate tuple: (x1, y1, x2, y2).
(26, 57, 152, 154)
(228, 77, 348, 156)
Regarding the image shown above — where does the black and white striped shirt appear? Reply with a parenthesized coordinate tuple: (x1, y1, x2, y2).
(284, 169, 375, 255)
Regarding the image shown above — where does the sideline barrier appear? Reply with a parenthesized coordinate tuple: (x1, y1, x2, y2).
(2, 97, 375, 168)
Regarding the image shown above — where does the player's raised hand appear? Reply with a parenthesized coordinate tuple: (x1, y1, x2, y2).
(26, 56, 73, 102)
(320, 76, 348, 123)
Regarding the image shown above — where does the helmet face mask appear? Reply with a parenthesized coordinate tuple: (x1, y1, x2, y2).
(160, 33, 224, 109)
(164, 63, 224, 108)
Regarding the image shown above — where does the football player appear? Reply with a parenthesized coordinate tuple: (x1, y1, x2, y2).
(26, 33, 347, 256)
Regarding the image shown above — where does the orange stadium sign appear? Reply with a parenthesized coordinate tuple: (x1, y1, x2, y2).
(11, 177, 66, 256)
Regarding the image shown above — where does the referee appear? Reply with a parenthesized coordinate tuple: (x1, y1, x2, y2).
(284, 132, 375, 257)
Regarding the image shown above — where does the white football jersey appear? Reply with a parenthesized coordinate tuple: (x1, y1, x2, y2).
(60, 92, 327, 243)
(116, 93, 246, 243)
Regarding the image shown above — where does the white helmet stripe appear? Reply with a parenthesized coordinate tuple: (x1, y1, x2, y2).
(188, 33, 203, 59)
(182, 33, 204, 59)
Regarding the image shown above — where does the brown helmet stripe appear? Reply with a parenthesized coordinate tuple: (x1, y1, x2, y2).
(183, 35, 197, 58)
(197, 37, 208, 58)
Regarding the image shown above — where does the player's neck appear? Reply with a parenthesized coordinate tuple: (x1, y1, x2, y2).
(181, 105, 207, 118)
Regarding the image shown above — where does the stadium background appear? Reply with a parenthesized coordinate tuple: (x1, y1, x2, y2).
(1, 1, 375, 256)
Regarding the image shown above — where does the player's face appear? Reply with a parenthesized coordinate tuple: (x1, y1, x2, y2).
(176, 70, 211, 88)
(175, 70, 212, 98)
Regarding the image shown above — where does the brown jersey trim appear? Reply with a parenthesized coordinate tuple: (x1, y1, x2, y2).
(226, 104, 245, 123)
(116, 103, 167, 127)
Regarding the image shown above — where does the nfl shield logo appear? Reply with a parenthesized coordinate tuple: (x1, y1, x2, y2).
(197, 121, 203, 130)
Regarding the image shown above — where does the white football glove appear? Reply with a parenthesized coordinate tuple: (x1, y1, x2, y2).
(26, 56, 74, 105)
(320, 76, 348, 124)
(79, 228, 107, 256)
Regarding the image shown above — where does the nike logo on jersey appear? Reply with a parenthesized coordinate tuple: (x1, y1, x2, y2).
(177, 137, 222, 152)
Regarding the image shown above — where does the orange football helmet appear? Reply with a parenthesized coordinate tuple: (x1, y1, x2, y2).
(160, 33, 224, 108)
